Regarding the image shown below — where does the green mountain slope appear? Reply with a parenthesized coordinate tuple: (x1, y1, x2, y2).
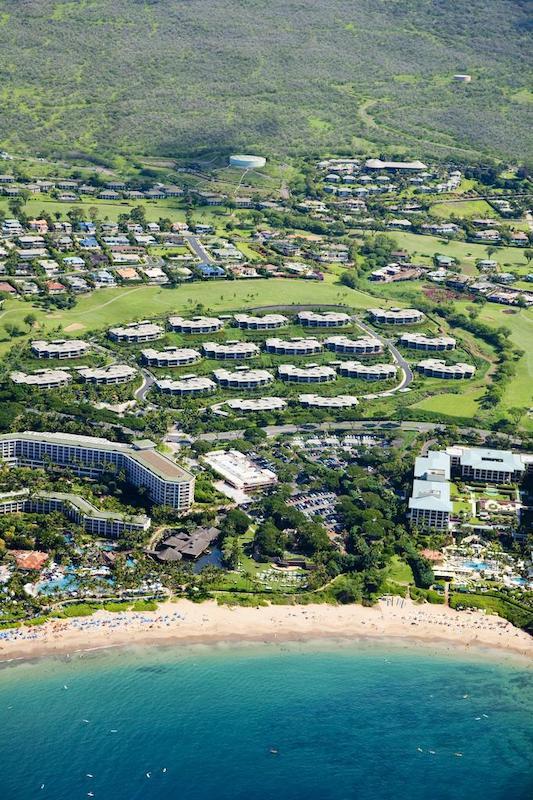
(0, 0, 531, 161)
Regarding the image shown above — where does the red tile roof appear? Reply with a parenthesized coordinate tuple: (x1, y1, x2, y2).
(9, 550, 49, 570)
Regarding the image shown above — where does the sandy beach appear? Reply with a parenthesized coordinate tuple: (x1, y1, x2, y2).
(1, 598, 532, 663)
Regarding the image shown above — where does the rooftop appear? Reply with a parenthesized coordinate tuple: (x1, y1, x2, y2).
(408, 479, 452, 513)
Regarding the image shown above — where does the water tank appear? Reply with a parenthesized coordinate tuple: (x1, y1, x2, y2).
(229, 154, 266, 169)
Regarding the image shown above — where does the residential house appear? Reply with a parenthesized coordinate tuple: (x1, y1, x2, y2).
(92, 269, 116, 287)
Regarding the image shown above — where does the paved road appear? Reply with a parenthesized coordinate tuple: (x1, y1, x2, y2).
(195, 420, 502, 443)
(135, 368, 156, 402)
(352, 315, 414, 398)
(183, 233, 215, 263)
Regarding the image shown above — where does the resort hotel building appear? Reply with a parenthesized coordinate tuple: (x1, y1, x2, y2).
(213, 367, 274, 390)
(299, 394, 359, 408)
(233, 313, 288, 330)
(202, 341, 260, 360)
(10, 369, 72, 389)
(0, 489, 150, 538)
(202, 449, 278, 492)
(408, 479, 452, 530)
(369, 307, 425, 325)
(408, 450, 453, 529)
(265, 337, 323, 356)
(446, 445, 533, 484)
(278, 364, 337, 383)
(338, 361, 397, 381)
(142, 347, 202, 367)
(297, 311, 352, 327)
(325, 335, 383, 355)
(31, 339, 90, 359)
(225, 397, 287, 412)
(399, 333, 456, 351)
(108, 321, 164, 343)
(168, 315, 224, 334)
(416, 359, 475, 379)
(407, 446, 533, 529)
(0, 432, 195, 509)
(156, 376, 216, 396)
(77, 364, 137, 385)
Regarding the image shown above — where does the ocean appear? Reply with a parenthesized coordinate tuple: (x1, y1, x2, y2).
(1, 640, 531, 800)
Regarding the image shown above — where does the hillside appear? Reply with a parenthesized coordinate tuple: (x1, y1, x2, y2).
(0, 0, 531, 163)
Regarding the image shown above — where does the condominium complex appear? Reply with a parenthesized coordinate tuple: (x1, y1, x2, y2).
(265, 337, 323, 356)
(369, 307, 425, 325)
(10, 369, 72, 389)
(108, 321, 164, 342)
(417, 359, 475, 379)
(278, 364, 337, 383)
(233, 313, 288, 330)
(399, 333, 456, 351)
(0, 432, 194, 509)
(202, 341, 260, 360)
(338, 361, 397, 380)
(299, 394, 359, 408)
(142, 347, 202, 367)
(213, 368, 274, 389)
(31, 339, 90, 359)
(156, 376, 216, 396)
(78, 364, 137, 385)
(298, 311, 351, 327)
(168, 315, 223, 333)
(325, 335, 383, 355)
(225, 397, 287, 412)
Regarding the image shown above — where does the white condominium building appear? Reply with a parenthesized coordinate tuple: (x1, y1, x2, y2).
(0, 432, 194, 509)
(155, 376, 216, 396)
(338, 361, 397, 380)
(299, 394, 359, 408)
(142, 347, 202, 367)
(369, 307, 425, 325)
(31, 339, 90, 359)
(108, 321, 164, 342)
(202, 341, 260, 360)
(233, 313, 288, 330)
(10, 369, 72, 389)
(325, 335, 383, 355)
(278, 364, 337, 383)
(213, 368, 274, 389)
(168, 315, 224, 334)
(78, 364, 137, 385)
(399, 333, 456, 351)
(265, 337, 323, 356)
(298, 311, 351, 327)
(417, 359, 475, 379)
(225, 397, 287, 412)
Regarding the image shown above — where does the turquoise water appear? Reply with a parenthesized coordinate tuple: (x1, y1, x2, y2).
(1, 641, 532, 800)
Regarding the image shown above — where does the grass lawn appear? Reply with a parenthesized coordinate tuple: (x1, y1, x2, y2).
(478, 306, 533, 414)
(410, 386, 485, 418)
(0, 277, 381, 355)
(0, 195, 191, 223)
(386, 556, 414, 585)
(429, 199, 494, 219)
(374, 230, 531, 273)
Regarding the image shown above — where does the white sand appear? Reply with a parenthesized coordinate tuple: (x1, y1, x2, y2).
(1, 598, 531, 663)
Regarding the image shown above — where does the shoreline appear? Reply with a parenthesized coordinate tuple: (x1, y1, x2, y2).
(1, 598, 532, 666)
